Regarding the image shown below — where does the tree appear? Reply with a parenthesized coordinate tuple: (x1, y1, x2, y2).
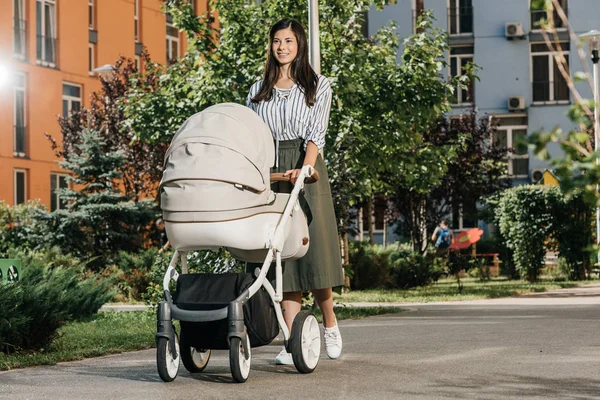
(48, 53, 166, 201)
(32, 129, 157, 269)
(391, 111, 511, 248)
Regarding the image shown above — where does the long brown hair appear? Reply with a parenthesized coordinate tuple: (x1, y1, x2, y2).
(251, 18, 318, 106)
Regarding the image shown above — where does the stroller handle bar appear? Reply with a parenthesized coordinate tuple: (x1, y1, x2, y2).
(270, 169, 319, 184)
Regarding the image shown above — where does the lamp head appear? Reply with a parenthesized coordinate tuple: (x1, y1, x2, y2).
(580, 30, 600, 62)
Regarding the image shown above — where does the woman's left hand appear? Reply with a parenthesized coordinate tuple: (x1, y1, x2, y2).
(283, 169, 302, 184)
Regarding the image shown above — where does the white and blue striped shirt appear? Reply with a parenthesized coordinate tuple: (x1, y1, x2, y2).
(246, 75, 333, 152)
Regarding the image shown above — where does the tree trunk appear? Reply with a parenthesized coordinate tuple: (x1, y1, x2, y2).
(409, 196, 428, 255)
(367, 197, 374, 245)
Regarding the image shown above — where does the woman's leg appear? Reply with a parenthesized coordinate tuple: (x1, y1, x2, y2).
(281, 291, 302, 331)
(312, 287, 336, 328)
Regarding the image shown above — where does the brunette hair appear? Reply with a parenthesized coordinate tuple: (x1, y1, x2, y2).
(251, 18, 318, 106)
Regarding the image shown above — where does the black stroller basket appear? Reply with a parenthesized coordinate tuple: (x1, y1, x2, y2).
(157, 272, 279, 351)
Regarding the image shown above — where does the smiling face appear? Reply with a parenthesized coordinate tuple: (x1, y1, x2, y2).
(271, 27, 298, 68)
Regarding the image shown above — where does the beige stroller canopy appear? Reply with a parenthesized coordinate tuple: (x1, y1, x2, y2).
(160, 103, 275, 215)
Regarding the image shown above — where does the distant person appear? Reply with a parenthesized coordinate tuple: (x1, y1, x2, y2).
(432, 220, 453, 257)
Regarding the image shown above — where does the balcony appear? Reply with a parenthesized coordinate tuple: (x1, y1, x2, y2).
(532, 80, 570, 104)
(14, 125, 26, 158)
(448, 6, 473, 35)
(13, 19, 27, 60)
(36, 35, 57, 67)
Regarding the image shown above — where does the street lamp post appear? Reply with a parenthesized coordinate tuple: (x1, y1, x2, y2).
(308, 0, 320, 74)
(580, 30, 600, 253)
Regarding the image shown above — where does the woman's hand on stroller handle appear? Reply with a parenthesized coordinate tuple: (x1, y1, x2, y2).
(271, 166, 320, 184)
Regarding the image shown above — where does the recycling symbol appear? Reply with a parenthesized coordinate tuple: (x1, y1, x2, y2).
(7, 265, 18, 282)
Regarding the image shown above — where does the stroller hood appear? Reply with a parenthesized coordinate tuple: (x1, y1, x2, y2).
(160, 103, 275, 214)
(161, 103, 274, 192)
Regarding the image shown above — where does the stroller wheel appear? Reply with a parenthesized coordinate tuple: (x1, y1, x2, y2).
(157, 334, 180, 382)
(181, 346, 211, 373)
(229, 334, 251, 383)
(290, 310, 321, 373)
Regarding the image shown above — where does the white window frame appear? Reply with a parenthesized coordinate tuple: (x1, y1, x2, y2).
(50, 173, 69, 211)
(530, 0, 568, 32)
(134, 0, 139, 42)
(448, 0, 472, 36)
(36, 0, 57, 67)
(449, 47, 474, 106)
(495, 125, 529, 179)
(530, 43, 570, 105)
(14, 169, 27, 205)
(14, 72, 27, 157)
(89, 0, 94, 30)
(89, 43, 95, 75)
(62, 82, 82, 117)
(13, 0, 27, 60)
(166, 22, 180, 64)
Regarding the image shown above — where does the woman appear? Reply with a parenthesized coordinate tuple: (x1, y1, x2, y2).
(246, 18, 344, 365)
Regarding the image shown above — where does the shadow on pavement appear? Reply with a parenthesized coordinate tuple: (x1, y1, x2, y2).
(428, 373, 600, 399)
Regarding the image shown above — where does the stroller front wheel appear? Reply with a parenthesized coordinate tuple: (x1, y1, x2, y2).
(157, 335, 180, 382)
(229, 335, 251, 383)
(290, 310, 321, 373)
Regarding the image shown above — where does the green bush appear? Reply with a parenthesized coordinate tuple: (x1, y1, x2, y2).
(0, 200, 46, 256)
(491, 185, 593, 282)
(111, 248, 161, 301)
(348, 241, 393, 290)
(348, 241, 440, 290)
(143, 248, 244, 306)
(0, 248, 113, 353)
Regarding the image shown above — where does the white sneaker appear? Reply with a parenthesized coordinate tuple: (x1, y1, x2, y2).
(324, 323, 342, 359)
(274, 347, 293, 365)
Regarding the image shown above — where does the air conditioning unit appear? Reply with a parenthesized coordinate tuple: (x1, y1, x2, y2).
(505, 22, 525, 39)
(508, 96, 525, 111)
(531, 169, 545, 183)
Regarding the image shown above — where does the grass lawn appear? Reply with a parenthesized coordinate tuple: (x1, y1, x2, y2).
(334, 277, 597, 303)
(0, 306, 400, 371)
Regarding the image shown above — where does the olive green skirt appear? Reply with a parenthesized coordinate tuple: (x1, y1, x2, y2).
(251, 139, 344, 292)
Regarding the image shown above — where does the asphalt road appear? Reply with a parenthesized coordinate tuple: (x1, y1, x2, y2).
(2, 287, 600, 400)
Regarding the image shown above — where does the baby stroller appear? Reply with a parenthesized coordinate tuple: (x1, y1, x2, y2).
(156, 103, 321, 383)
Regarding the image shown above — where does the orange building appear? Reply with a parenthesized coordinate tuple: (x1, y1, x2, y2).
(0, 0, 207, 209)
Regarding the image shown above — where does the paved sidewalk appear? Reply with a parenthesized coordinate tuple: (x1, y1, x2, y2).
(5, 284, 600, 399)
(100, 284, 600, 312)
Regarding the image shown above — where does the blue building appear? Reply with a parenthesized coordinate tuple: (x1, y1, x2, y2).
(362, 0, 600, 241)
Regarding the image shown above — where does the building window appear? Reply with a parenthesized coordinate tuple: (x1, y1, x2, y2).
(448, 0, 473, 35)
(166, 22, 180, 65)
(50, 173, 69, 211)
(89, 0, 94, 29)
(450, 46, 474, 105)
(36, 0, 57, 66)
(13, 0, 27, 60)
(531, 0, 567, 30)
(14, 169, 27, 205)
(412, 0, 425, 33)
(134, 0, 140, 42)
(531, 42, 569, 104)
(62, 83, 82, 117)
(14, 73, 26, 158)
(494, 125, 529, 179)
(89, 44, 95, 75)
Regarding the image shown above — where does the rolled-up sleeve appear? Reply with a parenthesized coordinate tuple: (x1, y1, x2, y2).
(305, 76, 332, 150)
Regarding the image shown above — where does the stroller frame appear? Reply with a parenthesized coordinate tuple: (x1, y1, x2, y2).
(156, 164, 321, 382)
